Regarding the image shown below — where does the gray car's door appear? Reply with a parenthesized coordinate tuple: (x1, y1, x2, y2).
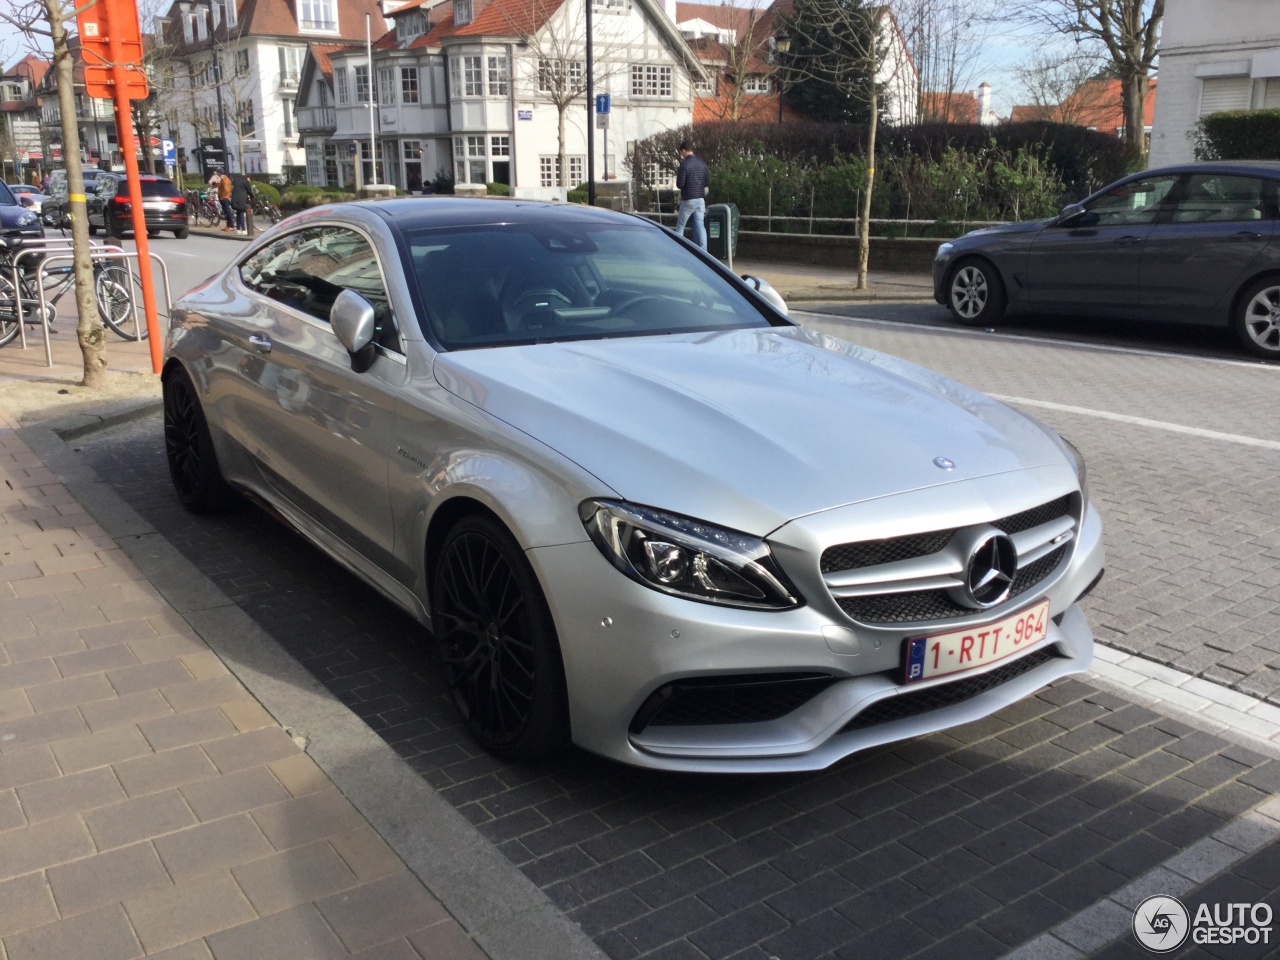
(233, 224, 406, 569)
(1026, 174, 1180, 310)
(1140, 173, 1279, 318)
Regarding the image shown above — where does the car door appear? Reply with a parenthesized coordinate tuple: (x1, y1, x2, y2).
(1140, 173, 1279, 318)
(90, 176, 114, 229)
(1026, 174, 1181, 310)
(232, 223, 406, 570)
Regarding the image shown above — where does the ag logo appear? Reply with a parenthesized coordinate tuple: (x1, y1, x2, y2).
(1133, 895, 1190, 952)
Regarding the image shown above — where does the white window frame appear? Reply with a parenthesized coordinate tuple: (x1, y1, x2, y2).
(453, 55, 483, 97)
(354, 64, 372, 103)
(630, 64, 672, 99)
(378, 67, 396, 105)
(454, 0, 473, 25)
(487, 55, 508, 96)
(401, 66, 420, 103)
(234, 48, 251, 78)
(335, 66, 349, 104)
(538, 59, 583, 94)
(741, 75, 770, 94)
(279, 46, 304, 88)
(298, 0, 337, 31)
(539, 154, 584, 187)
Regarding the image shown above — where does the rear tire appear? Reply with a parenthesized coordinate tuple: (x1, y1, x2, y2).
(431, 515, 570, 761)
(1233, 277, 1280, 360)
(163, 367, 234, 513)
(0, 275, 20, 347)
(174, 227, 189, 239)
(946, 257, 1007, 327)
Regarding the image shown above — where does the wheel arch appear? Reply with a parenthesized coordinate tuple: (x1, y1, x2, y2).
(945, 253, 1008, 308)
(423, 494, 510, 600)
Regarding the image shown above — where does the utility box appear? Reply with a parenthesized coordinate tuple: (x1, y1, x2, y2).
(705, 202, 740, 263)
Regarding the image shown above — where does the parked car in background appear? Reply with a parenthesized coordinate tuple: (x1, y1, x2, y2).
(88, 173, 188, 239)
(163, 198, 1104, 772)
(0, 181, 45, 246)
(933, 161, 1280, 359)
(43, 169, 107, 228)
(8, 184, 48, 218)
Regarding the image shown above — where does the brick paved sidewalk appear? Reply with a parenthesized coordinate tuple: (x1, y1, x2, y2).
(0, 411, 487, 960)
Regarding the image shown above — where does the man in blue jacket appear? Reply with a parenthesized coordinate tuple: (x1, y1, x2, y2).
(674, 141, 709, 249)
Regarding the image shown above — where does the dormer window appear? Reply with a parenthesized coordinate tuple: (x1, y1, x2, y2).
(298, 0, 337, 31)
(454, 0, 473, 25)
(396, 10, 425, 44)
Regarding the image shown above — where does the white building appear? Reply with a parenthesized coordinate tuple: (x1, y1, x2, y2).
(296, 0, 706, 197)
(1149, 0, 1280, 167)
(157, 0, 387, 176)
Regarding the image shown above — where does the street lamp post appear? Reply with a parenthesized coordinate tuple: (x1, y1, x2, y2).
(773, 32, 791, 125)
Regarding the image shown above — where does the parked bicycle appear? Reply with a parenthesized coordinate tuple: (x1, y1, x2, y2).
(0, 243, 149, 346)
(250, 184, 283, 225)
(184, 188, 223, 228)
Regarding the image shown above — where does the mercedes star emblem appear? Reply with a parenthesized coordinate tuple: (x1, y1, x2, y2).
(965, 533, 1018, 607)
(933, 457, 955, 470)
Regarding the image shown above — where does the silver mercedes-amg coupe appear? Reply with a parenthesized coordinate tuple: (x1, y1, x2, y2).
(163, 198, 1104, 772)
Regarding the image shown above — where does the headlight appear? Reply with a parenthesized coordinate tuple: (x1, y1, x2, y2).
(580, 500, 802, 609)
(935, 242, 954, 261)
(16, 212, 38, 227)
(1062, 437, 1089, 503)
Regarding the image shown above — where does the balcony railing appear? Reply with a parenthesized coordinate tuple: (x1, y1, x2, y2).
(298, 106, 336, 130)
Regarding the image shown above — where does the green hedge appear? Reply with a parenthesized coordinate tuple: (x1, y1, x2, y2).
(1195, 109, 1280, 161)
(279, 184, 354, 209)
(247, 179, 280, 205)
(486, 182, 511, 196)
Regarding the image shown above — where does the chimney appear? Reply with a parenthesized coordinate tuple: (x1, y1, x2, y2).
(977, 82, 993, 125)
(663, 0, 678, 25)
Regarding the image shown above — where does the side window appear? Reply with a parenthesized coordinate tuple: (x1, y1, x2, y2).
(97, 178, 116, 199)
(1173, 175, 1271, 223)
(1082, 175, 1179, 227)
(238, 232, 301, 305)
(286, 226, 399, 349)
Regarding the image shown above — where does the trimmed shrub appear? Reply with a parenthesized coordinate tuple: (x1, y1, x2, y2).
(487, 182, 511, 196)
(567, 186, 589, 203)
(248, 179, 281, 205)
(431, 169, 455, 194)
(1195, 109, 1280, 161)
(280, 184, 353, 209)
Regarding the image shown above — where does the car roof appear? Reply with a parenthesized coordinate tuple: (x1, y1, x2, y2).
(355, 196, 651, 232)
(1144, 160, 1280, 179)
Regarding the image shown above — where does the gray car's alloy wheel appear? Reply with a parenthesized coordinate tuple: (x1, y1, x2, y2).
(947, 258, 1006, 327)
(432, 515, 570, 761)
(163, 367, 235, 513)
(1236, 278, 1280, 360)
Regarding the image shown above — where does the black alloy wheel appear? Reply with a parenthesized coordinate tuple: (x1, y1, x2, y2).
(163, 367, 234, 513)
(946, 256, 1007, 327)
(431, 515, 569, 760)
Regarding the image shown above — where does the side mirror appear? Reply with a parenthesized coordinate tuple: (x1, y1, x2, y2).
(1056, 202, 1086, 225)
(330, 289, 376, 355)
(740, 274, 789, 316)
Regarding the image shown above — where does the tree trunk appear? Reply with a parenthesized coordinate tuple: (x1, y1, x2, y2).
(1122, 71, 1147, 157)
(857, 84, 877, 291)
(557, 103, 567, 188)
(45, 0, 107, 387)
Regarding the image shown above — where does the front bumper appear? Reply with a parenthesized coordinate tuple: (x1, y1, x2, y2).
(529, 474, 1104, 773)
(932, 256, 949, 304)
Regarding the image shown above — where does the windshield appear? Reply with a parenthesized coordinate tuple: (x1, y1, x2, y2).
(0, 183, 16, 206)
(406, 220, 780, 349)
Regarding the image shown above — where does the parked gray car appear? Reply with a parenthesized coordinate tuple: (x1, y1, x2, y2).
(164, 199, 1103, 772)
(933, 161, 1280, 359)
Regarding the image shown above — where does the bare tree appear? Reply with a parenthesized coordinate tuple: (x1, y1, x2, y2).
(1014, 49, 1112, 125)
(501, 0, 625, 187)
(1016, 0, 1163, 155)
(693, 4, 778, 123)
(784, 0, 896, 289)
(0, 0, 108, 387)
(898, 0, 986, 121)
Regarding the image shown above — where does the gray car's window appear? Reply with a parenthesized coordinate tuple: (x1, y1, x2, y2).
(0, 182, 18, 206)
(1082, 175, 1179, 227)
(407, 221, 775, 349)
(1172, 174, 1278, 223)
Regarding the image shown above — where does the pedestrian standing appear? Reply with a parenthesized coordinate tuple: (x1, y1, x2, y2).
(40, 172, 49, 193)
(230, 176, 249, 236)
(213, 170, 234, 231)
(674, 141, 710, 250)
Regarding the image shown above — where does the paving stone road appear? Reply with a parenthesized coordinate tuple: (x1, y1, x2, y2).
(74, 310, 1280, 960)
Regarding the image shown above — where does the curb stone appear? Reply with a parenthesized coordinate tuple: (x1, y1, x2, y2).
(17, 412, 608, 960)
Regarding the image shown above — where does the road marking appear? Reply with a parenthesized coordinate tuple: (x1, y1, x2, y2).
(991, 396, 1280, 452)
(793, 309, 1280, 371)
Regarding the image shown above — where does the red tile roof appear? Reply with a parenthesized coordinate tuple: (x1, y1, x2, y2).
(1009, 78, 1156, 134)
(308, 41, 357, 83)
(921, 90, 977, 123)
(2, 54, 50, 89)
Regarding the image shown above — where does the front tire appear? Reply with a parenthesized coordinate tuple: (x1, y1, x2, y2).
(1234, 277, 1280, 360)
(163, 367, 234, 513)
(947, 257, 1007, 327)
(431, 515, 570, 761)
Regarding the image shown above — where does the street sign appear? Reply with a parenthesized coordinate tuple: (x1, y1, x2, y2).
(77, 0, 148, 100)
(596, 112, 609, 129)
(517, 109, 533, 121)
(162, 139, 176, 164)
(595, 93, 610, 114)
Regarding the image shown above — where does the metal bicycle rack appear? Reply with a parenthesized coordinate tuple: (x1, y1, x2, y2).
(9, 239, 172, 369)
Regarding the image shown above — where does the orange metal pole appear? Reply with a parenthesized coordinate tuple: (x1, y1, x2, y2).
(103, 0, 163, 373)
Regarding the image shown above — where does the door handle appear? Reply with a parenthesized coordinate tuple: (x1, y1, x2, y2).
(248, 334, 272, 353)
(1230, 231, 1264, 241)
(1112, 235, 1143, 245)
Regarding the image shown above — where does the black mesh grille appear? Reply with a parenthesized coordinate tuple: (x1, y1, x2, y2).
(841, 646, 1062, 733)
(636, 674, 836, 730)
(993, 496, 1074, 536)
(821, 496, 1073, 576)
(836, 544, 1069, 625)
(821, 531, 954, 574)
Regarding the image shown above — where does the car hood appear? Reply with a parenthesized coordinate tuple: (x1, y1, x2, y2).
(433, 326, 1068, 535)
(0, 204, 38, 229)
(959, 218, 1051, 240)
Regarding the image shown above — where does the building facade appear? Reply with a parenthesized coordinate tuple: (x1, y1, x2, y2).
(156, 0, 387, 176)
(1, 55, 50, 179)
(296, 0, 704, 197)
(1149, 0, 1280, 167)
